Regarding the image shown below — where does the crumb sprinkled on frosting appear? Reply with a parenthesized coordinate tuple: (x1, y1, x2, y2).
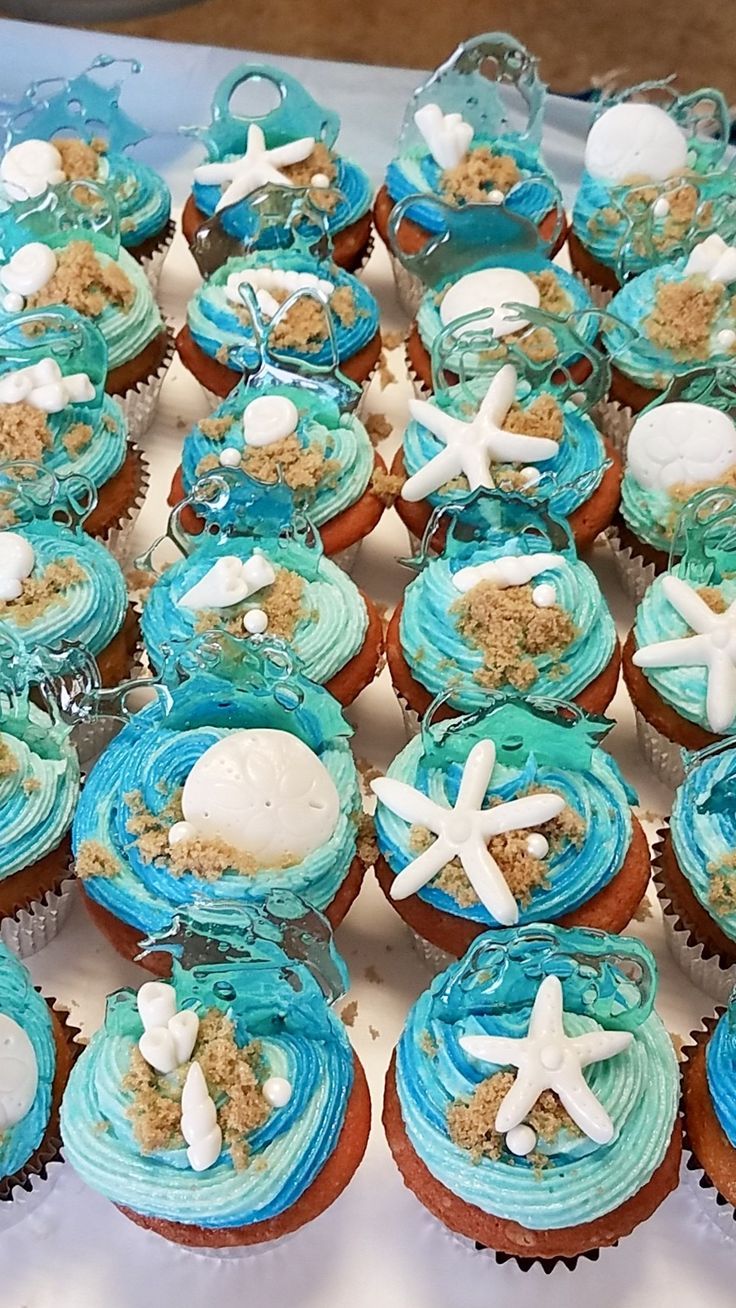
(241, 433, 338, 491)
(199, 415, 237, 442)
(234, 283, 357, 353)
(441, 147, 520, 205)
(281, 141, 339, 211)
(195, 567, 305, 643)
(26, 241, 135, 317)
(0, 558, 87, 625)
(645, 277, 724, 359)
(447, 1070, 580, 1162)
(502, 394, 563, 440)
(0, 739, 18, 777)
(75, 839, 120, 879)
(371, 466, 403, 506)
(62, 422, 94, 458)
(452, 580, 576, 692)
(0, 403, 51, 462)
(56, 137, 102, 181)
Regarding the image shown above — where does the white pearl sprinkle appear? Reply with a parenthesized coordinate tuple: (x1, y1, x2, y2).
(532, 583, 556, 608)
(521, 466, 542, 487)
(310, 172, 330, 187)
(262, 1076, 292, 1108)
(219, 447, 241, 468)
(652, 196, 670, 219)
(2, 291, 24, 313)
(717, 329, 736, 351)
(168, 820, 196, 847)
(487, 188, 505, 205)
(243, 608, 268, 635)
(505, 1124, 537, 1156)
(526, 833, 549, 860)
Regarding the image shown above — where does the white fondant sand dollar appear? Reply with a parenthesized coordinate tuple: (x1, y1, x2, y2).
(585, 103, 688, 183)
(628, 402, 736, 492)
(0, 1013, 38, 1131)
(181, 728, 340, 863)
(439, 268, 540, 338)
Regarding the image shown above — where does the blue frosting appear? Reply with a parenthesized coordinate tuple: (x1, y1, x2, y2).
(706, 1001, 736, 1148)
(670, 745, 736, 942)
(0, 942, 56, 1181)
(0, 394, 127, 496)
(193, 154, 371, 240)
(0, 700, 80, 880)
(96, 152, 171, 248)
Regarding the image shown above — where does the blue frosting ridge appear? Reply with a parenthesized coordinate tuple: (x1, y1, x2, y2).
(0, 942, 56, 1181)
(193, 155, 371, 240)
(670, 745, 736, 942)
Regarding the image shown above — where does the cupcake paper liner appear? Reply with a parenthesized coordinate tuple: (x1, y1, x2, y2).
(137, 219, 176, 295)
(679, 1019, 736, 1242)
(605, 523, 657, 604)
(571, 269, 615, 311)
(397, 694, 421, 742)
(100, 442, 151, 567)
(0, 872, 75, 959)
(409, 926, 453, 974)
(116, 327, 175, 443)
(388, 251, 425, 319)
(594, 398, 634, 454)
(632, 705, 685, 788)
(331, 539, 363, 575)
(653, 834, 736, 1004)
(404, 341, 430, 399)
(423, 1203, 607, 1272)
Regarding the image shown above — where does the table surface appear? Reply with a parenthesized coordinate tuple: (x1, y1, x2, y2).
(0, 20, 732, 1308)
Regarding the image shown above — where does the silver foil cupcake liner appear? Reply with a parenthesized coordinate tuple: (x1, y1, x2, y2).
(388, 251, 425, 319)
(116, 328, 175, 442)
(0, 875, 75, 958)
(605, 524, 657, 604)
(409, 926, 453, 974)
(594, 398, 634, 454)
(330, 539, 363, 575)
(100, 443, 151, 568)
(681, 1155, 736, 1244)
(653, 847, 736, 1004)
(633, 706, 684, 788)
(136, 219, 176, 295)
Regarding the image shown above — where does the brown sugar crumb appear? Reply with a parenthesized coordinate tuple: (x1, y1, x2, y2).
(340, 999, 359, 1027)
(195, 1010, 269, 1167)
(102, 413, 118, 432)
(197, 567, 305, 644)
(419, 1030, 438, 1058)
(441, 147, 520, 205)
(216, 345, 229, 365)
(447, 1071, 580, 1162)
(26, 241, 135, 318)
(530, 269, 572, 317)
(369, 1025, 380, 1041)
(645, 277, 724, 359)
(502, 394, 563, 441)
(452, 580, 576, 692)
(123, 1046, 183, 1153)
(364, 965, 383, 985)
(633, 895, 653, 922)
(357, 810, 378, 868)
(0, 403, 52, 462)
(55, 137, 101, 181)
(365, 413, 392, 446)
(282, 142, 339, 212)
(382, 329, 404, 351)
(75, 839, 120, 879)
(0, 558, 87, 626)
(22, 777, 41, 794)
(371, 466, 403, 506)
(195, 453, 220, 477)
(699, 586, 728, 615)
(124, 787, 183, 863)
(0, 739, 18, 777)
(199, 415, 237, 442)
(236, 284, 358, 353)
(62, 422, 94, 458)
(242, 433, 338, 492)
(356, 756, 382, 788)
(519, 326, 557, 364)
(709, 851, 736, 916)
(124, 787, 296, 878)
(669, 464, 736, 510)
(378, 351, 396, 389)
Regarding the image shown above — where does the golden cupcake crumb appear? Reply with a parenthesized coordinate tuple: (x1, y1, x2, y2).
(357, 810, 378, 868)
(0, 403, 52, 462)
(199, 415, 237, 441)
(441, 147, 520, 204)
(452, 580, 576, 692)
(0, 558, 87, 626)
(0, 740, 18, 777)
(447, 1070, 580, 1162)
(75, 839, 121, 879)
(27, 241, 135, 318)
(365, 414, 392, 445)
(645, 277, 724, 359)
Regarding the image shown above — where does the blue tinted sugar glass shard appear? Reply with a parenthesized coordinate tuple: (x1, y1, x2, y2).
(647, 360, 736, 412)
(0, 458, 97, 530)
(437, 923, 657, 1033)
(1, 56, 149, 156)
(0, 623, 99, 731)
(0, 306, 108, 417)
(419, 693, 613, 774)
(670, 484, 736, 581)
(190, 182, 337, 274)
(613, 170, 736, 282)
(0, 179, 120, 258)
(410, 486, 575, 570)
(183, 64, 340, 161)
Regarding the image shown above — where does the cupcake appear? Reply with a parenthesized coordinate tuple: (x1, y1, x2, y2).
(0, 306, 147, 545)
(0, 56, 173, 284)
(383, 923, 681, 1265)
(72, 632, 374, 968)
(0, 942, 77, 1218)
(372, 695, 649, 958)
(141, 467, 382, 704)
(183, 63, 373, 274)
(682, 992, 736, 1231)
(0, 462, 136, 687)
(387, 492, 620, 733)
(393, 328, 621, 554)
(374, 32, 566, 314)
(0, 180, 171, 437)
(610, 366, 736, 600)
(168, 287, 385, 568)
(623, 485, 736, 785)
(60, 896, 370, 1247)
(569, 81, 731, 299)
(657, 740, 736, 1001)
(0, 628, 81, 955)
(177, 187, 382, 402)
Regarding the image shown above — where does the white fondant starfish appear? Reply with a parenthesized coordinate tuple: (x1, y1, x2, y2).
(460, 974, 632, 1144)
(370, 739, 564, 924)
(633, 574, 736, 733)
(194, 124, 315, 212)
(402, 365, 560, 502)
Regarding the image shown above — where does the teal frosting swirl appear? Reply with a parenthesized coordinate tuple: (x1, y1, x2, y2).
(61, 949, 354, 1228)
(78, 246, 163, 372)
(1, 393, 127, 495)
(187, 250, 379, 374)
(634, 567, 736, 732)
(0, 942, 56, 1181)
(706, 1001, 736, 1147)
(620, 472, 683, 554)
(193, 154, 371, 240)
(0, 521, 128, 659)
(141, 536, 367, 684)
(395, 930, 678, 1229)
(180, 380, 374, 526)
(400, 544, 616, 711)
(670, 745, 736, 941)
(96, 153, 171, 249)
(0, 702, 79, 879)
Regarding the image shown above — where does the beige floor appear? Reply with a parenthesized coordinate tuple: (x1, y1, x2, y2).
(76, 0, 736, 98)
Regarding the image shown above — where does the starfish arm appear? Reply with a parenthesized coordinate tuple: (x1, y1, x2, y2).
(478, 363, 518, 424)
(526, 974, 565, 1043)
(486, 430, 560, 465)
(461, 834, 519, 924)
(460, 441, 497, 492)
(390, 836, 454, 900)
(553, 1068, 615, 1144)
(632, 632, 712, 669)
(572, 1030, 633, 1068)
(266, 136, 316, 167)
(494, 1065, 549, 1133)
(401, 444, 466, 502)
(215, 172, 260, 210)
(706, 647, 736, 732)
(370, 777, 443, 829)
(478, 792, 565, 839)
(661, 574, 719, 633)
(193, 160, 237, 185)
(459, 1033, 527, 1069)
(408, 397, 466, 449)
(456, 739, 496, 809)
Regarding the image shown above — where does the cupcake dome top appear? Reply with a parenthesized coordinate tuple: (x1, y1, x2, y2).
(0, 942, 57, 1186)
(670, 743, 736, 945)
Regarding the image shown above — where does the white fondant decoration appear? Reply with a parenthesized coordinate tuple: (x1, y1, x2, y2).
(138, 1027, 180, 1075)
(439, 268, 540, 338)
(181, 728, 340, 863)
(219, 447, 241, 468)
(414, 102, 473, 170)
(2, 292, 24, 314)
(718, 329, 736, 351)
(0, 139, 65, 200)
(0, 578, 22, 601)
(0, 357, 94, 414)
(526, 833, 549, 859)
(487, 189, 505, 205)
(652, 196, 670, 219)
(194, 123, 315, 212)
(0, 532, 35, 587)
(452, 552, 565, 595)
(168, 1010, 200, 1066)
(460, 974, 633, 1144)
(633, 574, 736, 732)
(137, 981, 200, 1073)
(225, 267, 333, 320)
(137, 981, 177, 1033)
(178, 554, 276, 611)
(505, 1123, 537, 1156)
(521, 466, 542, 487)
(310, 172, 330, 187)
(0, 1013, 38, 1131)
(628, 402, 736, 493)
(181, 1061, 222, 1172)
(0, 243, 57, 299)
(584, 103, 688, 183)
(243, 607, 268, 635)
(168, 820, 196, 847)
(532, 582, 557, 608)
(402, 365, 559, 502)
(370, 739, 564, 924)
(242, 394, 299, 447)
(262, 1075, 292, 1108)
(685, 234, 736, 285)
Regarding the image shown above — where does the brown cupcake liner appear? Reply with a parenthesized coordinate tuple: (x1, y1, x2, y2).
(606, 523, 657, 604)
(653, 832, 736, 1003)
(101, 442, 151, 567)
(679, 1017, 736, 1241)
(404, 338, 430, 399)
(118, 326, 175, 442)
(137, 219, 175, 295)
(633, 706, 685, 789)
(0, 858, 75, 959)
(594, 397, 634, 454)
(572, 269, 615, 311)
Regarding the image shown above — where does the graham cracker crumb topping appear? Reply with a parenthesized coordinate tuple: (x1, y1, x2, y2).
(282, 141, 339, 211)
(447, 1070, 580, 1162)
(199, 415, 237, 442)
(0, 403, 51, 462)
(195, 567, 305, 644)
(502, 394, 563, 440)
(0, 739, 18, 777)
(441, 147, 520, 205)
(62, 422, 94, 457)
(452, 579, 576, 692)
(234, 282, 357, 353)
(26, 241, 135, 318)
(645, 276, 725, 359)
(242, 433, 339, 491)
(75, 839, 120, 879)
(0, 557, 87, 626)
(55, 137, 101, 181)
(371, 466, 403, 506)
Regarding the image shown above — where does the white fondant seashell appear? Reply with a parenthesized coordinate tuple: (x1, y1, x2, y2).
(242, 394, 299, 447)
(177, 555, 275, 610)
(137, 981, 177, 1032)
(628, 402, 736, 492)
(414, 102, 473, 170)
(439, 268, 540, 338)
(584, 103, 688, 183)
(0, 139, 65, 199)
(0, 243, 57, 296)
(0, 1013, 38, 1131)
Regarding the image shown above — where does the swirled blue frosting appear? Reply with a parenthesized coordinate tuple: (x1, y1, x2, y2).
(193, 154, 371, 241)
(670, 745, 736, 941)
(187, 250, 379, 376)
(72, 671, 362, 935)
(603, 262, 736, 391)
(385, 136, 556, 232)
(0, 394, 127, 495)
(180, 381, 374, 525)
(400, 543, 617, 711)
(141, 535, 367, 684)
(395, 927, 678, 1229)
(375, 724, 635, 926)
(402, 377, 607, 521)
(60, 945, 354, 1228)
(96, 152, 171, 249)
(706, 1001, 736, 1148)
(0, 522, 127, 659)
(0, 700, 79, 879)
(620, 473, 684, 554)
(634, 567, 736, 733)
(0, 943, 56, 1181)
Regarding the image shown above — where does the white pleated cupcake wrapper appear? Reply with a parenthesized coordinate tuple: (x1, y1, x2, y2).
(388, 252, 425, 319)
(572, 269, 615, 310)
(633, 706, 685, 788)
(594, 398, 635, 455)
(653, 853, 736, 1003)
(136, 219, 176, 295)
(680, 1156, 736, 1244)
(0, 875, 75, 958)
(605, 524, 657, 604)
(404, 341, 430, 399)
(0, 1159, 62, 1232)
(99, 443, 151, 568)
(116, 328, 175, 442)
(408, 926, 453, 975)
